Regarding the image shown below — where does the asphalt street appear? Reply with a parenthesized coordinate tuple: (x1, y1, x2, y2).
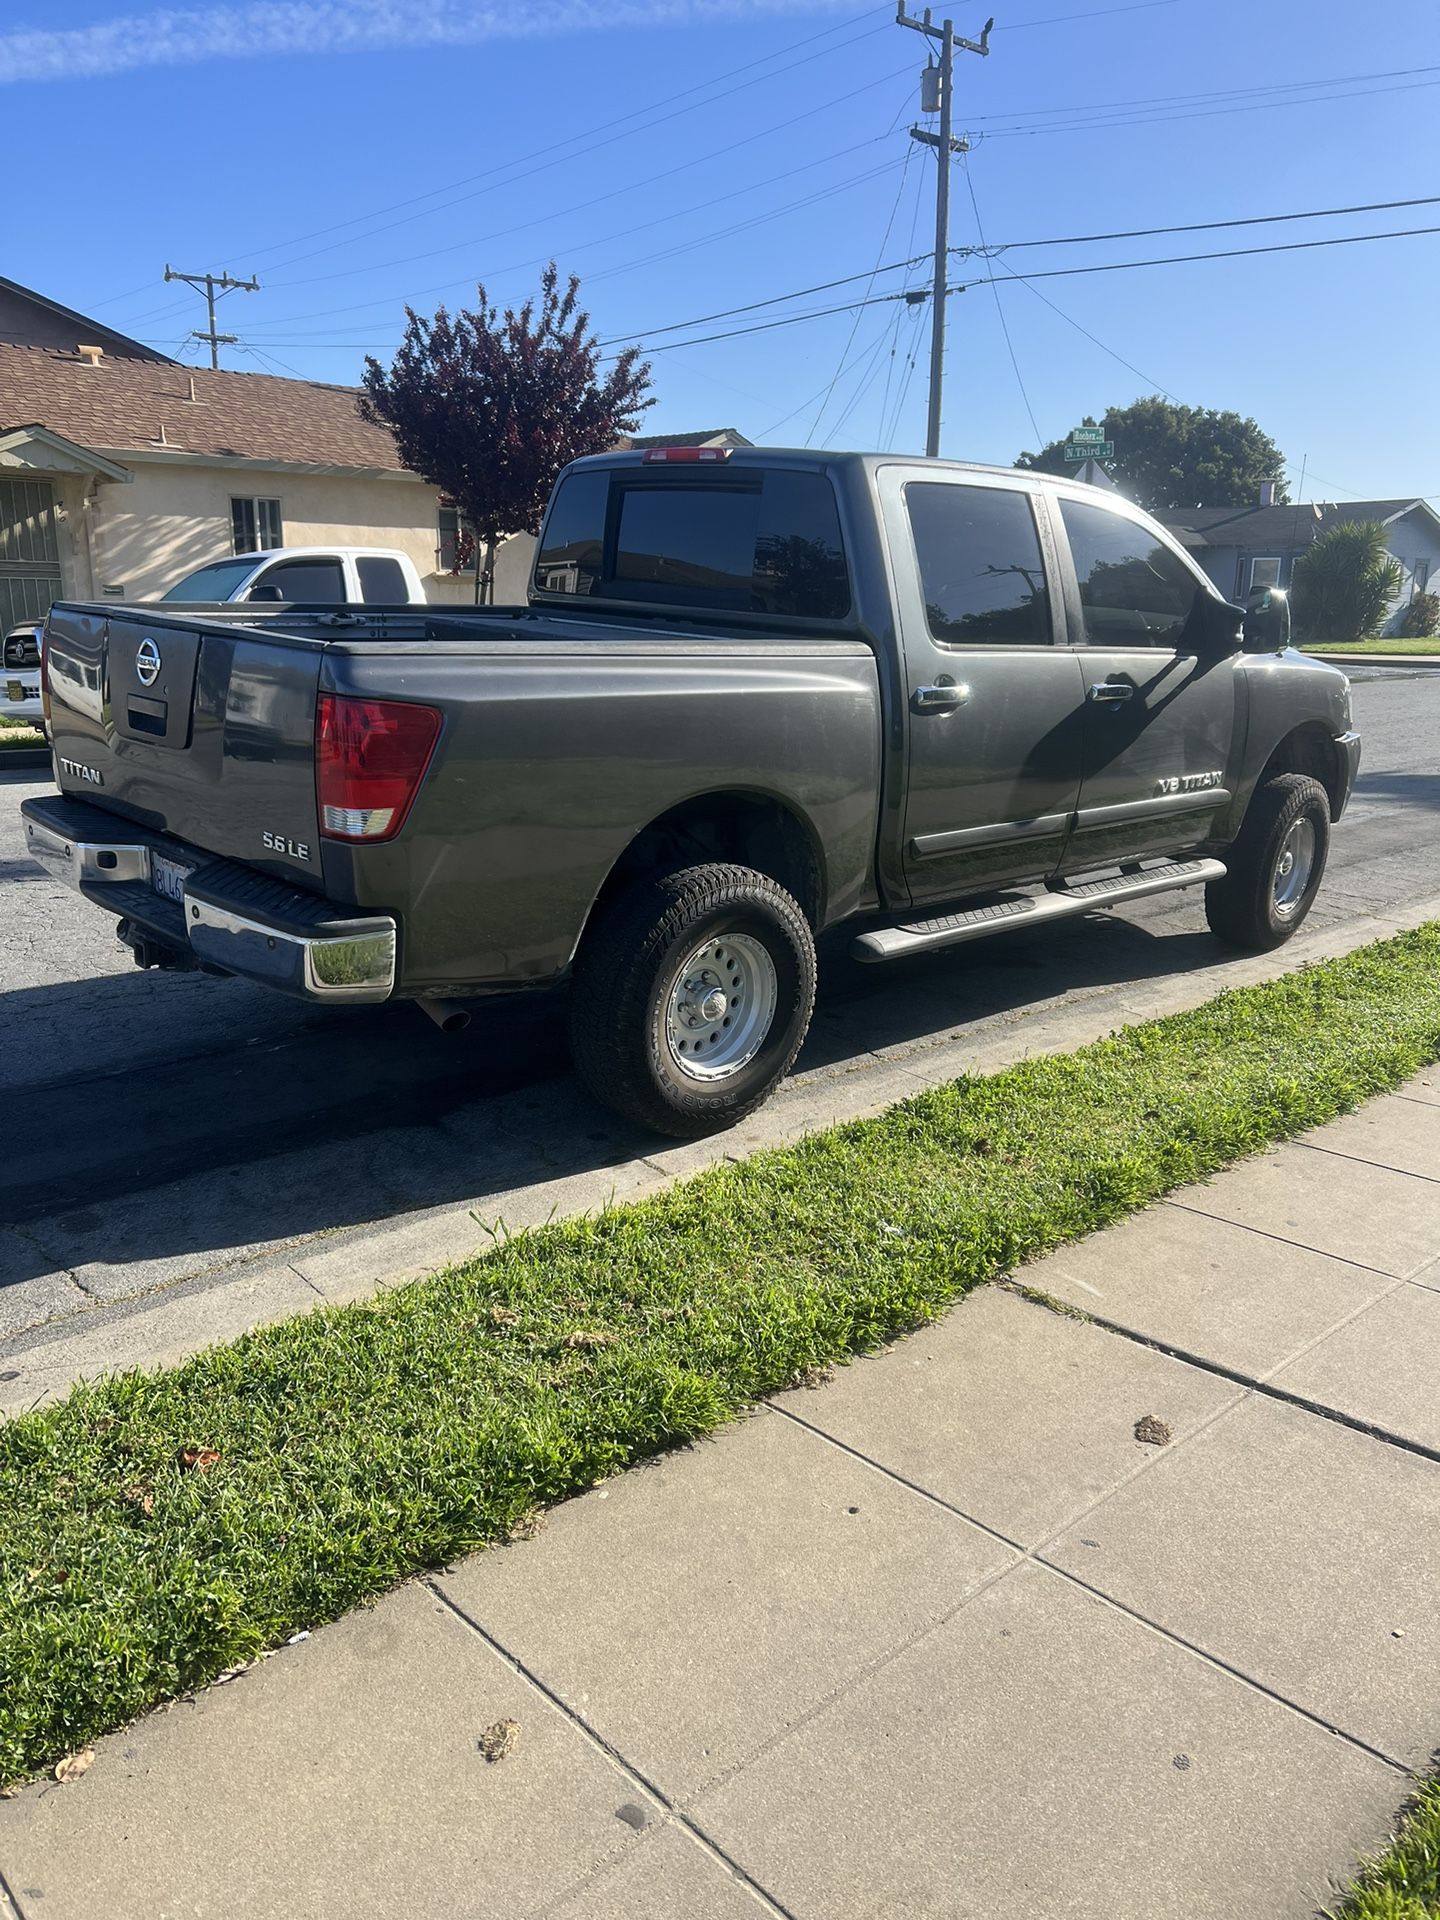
(4, 664, 1438, 1352)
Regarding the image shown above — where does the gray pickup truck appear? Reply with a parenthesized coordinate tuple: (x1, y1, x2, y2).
(24, 447, 1359, 1135)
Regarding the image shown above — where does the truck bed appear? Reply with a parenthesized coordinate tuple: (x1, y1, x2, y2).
(38, 599, 883, 996)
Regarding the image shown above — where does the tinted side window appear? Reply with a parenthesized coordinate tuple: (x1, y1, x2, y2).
(534, 470, 608, 594)
(534, 467, 850, 618)
(357, 556, 408, 602)
(1059, 499, 1200, 648)
(251, 559, 346, 603)
(906, 483, 1050, 646)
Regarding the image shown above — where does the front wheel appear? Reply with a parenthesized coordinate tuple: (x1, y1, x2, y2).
(569, 863, 817, 1137)
(1205, 772, 1331, 951)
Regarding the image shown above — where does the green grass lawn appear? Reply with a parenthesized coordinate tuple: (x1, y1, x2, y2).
(4, 927, 1440, 1790)
(1301, 636, 1440, 656)
(1329, 1777, 1440, 1917)
(0, 722, 44, 749)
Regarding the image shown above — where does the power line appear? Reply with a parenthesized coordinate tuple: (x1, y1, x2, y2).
(807, 127, 916, 446)
(224, 205, 1440, 359)
(987, 252, 1176, 403)
(585, 191, 1440, 357)
(95, 7, 891, 323)
(970, 190, 1440, 256)
(951, 219, 1440, 290)
(261, 62, 915, 296)
(980, 71, 1440, 140)
(962, 161, 1041, 446)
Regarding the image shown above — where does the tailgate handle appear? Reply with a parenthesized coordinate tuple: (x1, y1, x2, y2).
(128, 695, 168, 735)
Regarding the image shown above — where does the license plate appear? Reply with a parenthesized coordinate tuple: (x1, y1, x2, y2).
(151, 854, 193, 904)
(5, 679, 22, 701)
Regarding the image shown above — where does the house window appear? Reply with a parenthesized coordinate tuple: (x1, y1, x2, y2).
(1413, 559, 1431, 596)
(1247, 556, 1282, 594)
(232, 497, 283, 555)
(437, 501, 473, 572)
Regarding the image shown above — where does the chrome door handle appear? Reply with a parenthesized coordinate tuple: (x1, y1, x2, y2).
(913, 682, 970, 712)
(1087, 680, 1134, 704)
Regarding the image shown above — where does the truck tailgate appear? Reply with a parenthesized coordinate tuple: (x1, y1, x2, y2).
(44, 604, 328, 892)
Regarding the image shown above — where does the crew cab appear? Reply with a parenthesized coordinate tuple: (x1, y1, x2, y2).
(161, 546, 427, 607)
(24, 449, 1359, 1136)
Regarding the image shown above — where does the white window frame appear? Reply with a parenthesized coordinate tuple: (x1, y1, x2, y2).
(1246, 555, 1282, 594)
(1413, 559, 1431, 596)
(231, 496, 283, 555)
(437, 501, 474, 574)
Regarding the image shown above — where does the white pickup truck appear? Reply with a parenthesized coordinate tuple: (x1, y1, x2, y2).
(1, 547, 428, 732)
(160, 546, 428, 607)
(2, 621, 43, 728)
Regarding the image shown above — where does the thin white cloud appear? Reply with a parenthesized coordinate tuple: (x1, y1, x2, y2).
(0, 0, 823, 85)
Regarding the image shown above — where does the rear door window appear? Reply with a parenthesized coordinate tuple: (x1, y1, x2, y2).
(1059, 498, 1202, 648)
(535, 467, 850, 619)
(357, 556, 409, 603)
(249, 558, 346, 603)
(905, 483, 1052, 645)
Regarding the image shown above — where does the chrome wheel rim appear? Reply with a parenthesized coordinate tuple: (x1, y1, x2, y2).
(1273, 817, 1316, 917)
(664, 933, 778, 1082)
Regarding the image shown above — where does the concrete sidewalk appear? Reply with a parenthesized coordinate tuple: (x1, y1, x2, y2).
(6, 1077, 1440, 1919)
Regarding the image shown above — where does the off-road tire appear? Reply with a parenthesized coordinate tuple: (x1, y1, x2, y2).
(569, 863, 817, 1138)
(1205, 772, 1330, 951)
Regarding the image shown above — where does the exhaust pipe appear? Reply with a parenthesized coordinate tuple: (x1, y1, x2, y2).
(416, 995, 471, 1035)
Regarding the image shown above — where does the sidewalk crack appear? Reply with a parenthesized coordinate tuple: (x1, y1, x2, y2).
(0, 1861, 33, 1920)
(426, 1580, 801, 1920)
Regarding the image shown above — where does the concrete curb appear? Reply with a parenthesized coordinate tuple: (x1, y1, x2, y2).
(5, 890, 1440, 1418)
(1305, 651, 1440, 670)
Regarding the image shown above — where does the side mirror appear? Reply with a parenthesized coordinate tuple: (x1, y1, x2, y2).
(246, 582, 284, 603)
(1243, 585, 1291, 653)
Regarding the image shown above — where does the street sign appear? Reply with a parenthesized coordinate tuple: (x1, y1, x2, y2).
(1070, 425, 1105, 445)
(1064, 440, 1113, 462)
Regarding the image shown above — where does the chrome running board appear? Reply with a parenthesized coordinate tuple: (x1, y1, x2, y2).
(851, 858, 1226, 963)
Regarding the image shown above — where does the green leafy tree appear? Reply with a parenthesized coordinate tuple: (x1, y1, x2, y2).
(1289, 520, 1403, 643)
(360, 264, 652, 601)
(1015, 397, 1288, 511)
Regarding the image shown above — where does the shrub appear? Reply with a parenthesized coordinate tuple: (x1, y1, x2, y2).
(1290, 520, 1403, 644)
(1399, 589, 1440, 638)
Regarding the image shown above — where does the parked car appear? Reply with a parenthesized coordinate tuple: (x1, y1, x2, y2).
(1, 620, 43, 732)
(161, 546, 428, 606)
(25, 447, 1359, 1136)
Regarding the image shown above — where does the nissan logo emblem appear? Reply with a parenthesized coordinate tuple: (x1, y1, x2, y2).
(136, 638, 162, 687)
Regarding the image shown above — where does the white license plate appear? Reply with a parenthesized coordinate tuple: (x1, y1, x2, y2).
(151, 854, 193, 904)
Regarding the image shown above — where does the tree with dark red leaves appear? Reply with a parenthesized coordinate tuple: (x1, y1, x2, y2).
(360, 265, 652, 601)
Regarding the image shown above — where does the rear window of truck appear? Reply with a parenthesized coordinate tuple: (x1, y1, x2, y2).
(534, 467, 851, 619)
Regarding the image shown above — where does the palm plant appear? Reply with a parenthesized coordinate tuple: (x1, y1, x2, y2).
(1289, 519, 1402, 643)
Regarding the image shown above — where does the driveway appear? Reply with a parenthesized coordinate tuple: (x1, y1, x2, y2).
(4, 664, 1440, 1373)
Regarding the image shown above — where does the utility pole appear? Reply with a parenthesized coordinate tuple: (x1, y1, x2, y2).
(896, 5, 991, 457)
(163, 265, 260, 369)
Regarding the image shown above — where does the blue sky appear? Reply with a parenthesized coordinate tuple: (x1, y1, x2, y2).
(9, 0, 1439, 501)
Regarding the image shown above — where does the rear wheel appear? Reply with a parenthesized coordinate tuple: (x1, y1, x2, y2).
(569, 863, 817, 1137)
(1205, 772, 1330, 951)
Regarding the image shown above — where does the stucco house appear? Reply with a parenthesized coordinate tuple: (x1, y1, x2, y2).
(0, 275, 750, 627)
(1156, 485, 1440, 633)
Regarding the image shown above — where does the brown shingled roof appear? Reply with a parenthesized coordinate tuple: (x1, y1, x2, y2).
(0, 343, 404, 472)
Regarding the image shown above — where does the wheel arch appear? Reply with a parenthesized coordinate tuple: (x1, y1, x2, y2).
(571, 789, 828, 965)
(1250, 722, 1348, 822)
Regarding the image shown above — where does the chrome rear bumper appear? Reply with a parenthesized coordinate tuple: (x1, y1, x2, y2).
(22, 797, 396, 1004)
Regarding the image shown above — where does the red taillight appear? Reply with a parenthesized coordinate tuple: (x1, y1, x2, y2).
(641, 446, 732, 464)
(316, 693, 441, 842)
